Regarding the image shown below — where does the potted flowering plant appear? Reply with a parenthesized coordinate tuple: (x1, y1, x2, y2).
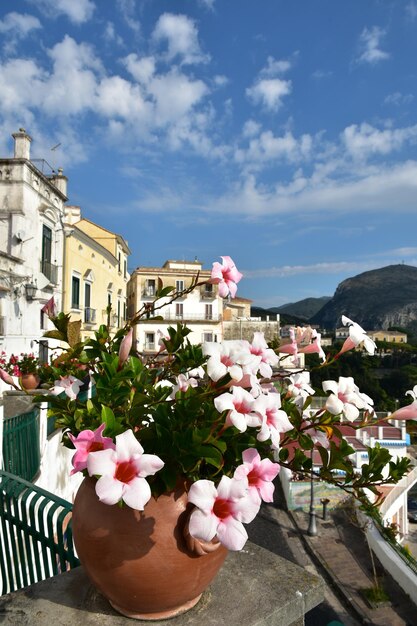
(40, 256, 415, 620)
(0, 352, 40, 390)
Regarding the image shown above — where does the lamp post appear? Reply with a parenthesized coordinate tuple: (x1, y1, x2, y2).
(307, 465, 318, 536)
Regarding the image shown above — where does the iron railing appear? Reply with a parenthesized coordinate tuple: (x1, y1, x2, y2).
(40, 260, 58, 284)
(2, 408, 41, 482)
(84, 307, 96, 324)
(0, 469, 80, 594)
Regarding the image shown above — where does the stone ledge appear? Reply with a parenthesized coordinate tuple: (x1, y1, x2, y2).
(0, 542, 324, 625)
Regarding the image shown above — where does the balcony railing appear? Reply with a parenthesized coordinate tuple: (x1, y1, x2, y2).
(84, 308, 96, 324)
(40, 259, 58, 284)
(2, 408, 41, 481)
(152, 312, 221, 322)
(144, 343, 156, 351)
(200, 287, 215, 299)
(142, 287, 156, 298)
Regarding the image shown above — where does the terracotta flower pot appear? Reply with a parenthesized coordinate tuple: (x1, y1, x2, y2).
(72, 477, 228, 620)
(20, 373, 40, 390)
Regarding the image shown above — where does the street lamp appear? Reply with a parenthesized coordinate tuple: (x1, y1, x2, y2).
(24, 282, 37, 300)
(307, 464, 318, 536)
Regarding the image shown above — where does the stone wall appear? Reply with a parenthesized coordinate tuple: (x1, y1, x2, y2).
(223, 319, 280, 343)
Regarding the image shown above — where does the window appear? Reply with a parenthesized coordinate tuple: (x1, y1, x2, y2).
(175, 303, 183, 318)
(123, 302, 127, 321)
(39, 340, 48, 364)
(117, 300, 121, 327)
(84, 282, 91, 308)
(205, 304, 213, 320)
(203, 332, 213, 342)
(72, 275, 80, 308)
(42, 225, 52, 265)
(145, 279, 156, 296)
(176, 280, 184, 293)
(124, 259, 127, 278)
(145, 332, 155, 350)
(41, 225, 55, 281)
(118, 252, 121, 272)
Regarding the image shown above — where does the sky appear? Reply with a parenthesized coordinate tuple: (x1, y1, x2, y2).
(1, 0, 417, 309)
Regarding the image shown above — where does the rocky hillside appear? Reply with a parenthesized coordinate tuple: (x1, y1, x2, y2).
(272, 296, 331, 320)
(311, 264, 417, 334)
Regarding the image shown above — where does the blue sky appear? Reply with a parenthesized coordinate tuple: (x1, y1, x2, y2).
(1, 0, 417, 308)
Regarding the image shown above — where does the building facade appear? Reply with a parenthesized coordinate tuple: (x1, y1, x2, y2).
(127, 260, 222, 352)
(0, 129, 67, 358)
(62, 207, 130, 339)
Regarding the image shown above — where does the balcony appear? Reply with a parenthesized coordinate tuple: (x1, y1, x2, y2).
(84, 308, 96, 324)
(142, 287, 156, 298)
(152, 312, 221, 323)
(200, 286, 216, 299)
(144, 343, 156, 352)
(40, 259, 58, 284)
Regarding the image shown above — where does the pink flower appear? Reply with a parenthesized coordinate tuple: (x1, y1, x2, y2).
(0, 367, 18, 389)
(323, 376, 374, 422)
(391, 386, 417, 420)
(87, 429, 164, 509)
(118, 328, 133, 369)
(50, 375, 83, 400)
(188, 476, 260, 551)
(214, 387, 262, 432)
(298, 331, 325, 362)
(254, 392, 293, 449)
(68, 424, 115, 475)
(234, 449, 280, 503)
(203, 340, 248, 382)
(173, 373, 198, 393)
(246, 332, 279, 378)
(338, 316, 376, 356)
(209, 256, 242, 298)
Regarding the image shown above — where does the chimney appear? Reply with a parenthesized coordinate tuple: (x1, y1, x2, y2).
(12, 128, 32, 160)
(63, 205, 82, 225)
(50, 167, 68, 197)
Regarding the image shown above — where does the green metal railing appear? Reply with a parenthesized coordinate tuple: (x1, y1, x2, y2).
(2, 409, 41, 481)
(0, 470, 80, 595)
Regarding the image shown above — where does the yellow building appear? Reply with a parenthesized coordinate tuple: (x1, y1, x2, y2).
(368, 330, 408, 344)
(62, 206, 130, 339)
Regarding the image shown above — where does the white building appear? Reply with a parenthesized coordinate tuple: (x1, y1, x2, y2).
(127, 260, 223, 352)
(0, 129, 68, 359)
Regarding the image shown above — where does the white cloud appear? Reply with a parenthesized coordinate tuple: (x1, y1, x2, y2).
(30, 0, 95, 24)
(103, 22, 124, 46)
(406, 2, 417, 21)
(235, 130, 312, 166)
(198, 0, 216, 10)
(343, 122, 417, 158)
(357, 26, 390, 65)
(152, 13, 209, 65)
(244, 260, 374, 279)
(123, 53, 156, 84)
(246, 78, 292, 112)
(242, 120, 261, 138)
(311, 69, 333, 80)
(204, 160, 417, 218)
(116, 0, 140, 33)
(0, 12, 41, 37)
(260, 56, 291, 77)
(148, 69, 209, 125)
(384, 91, 414, 106)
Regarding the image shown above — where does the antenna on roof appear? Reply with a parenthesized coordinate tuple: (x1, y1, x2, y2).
(51, 143, 61, 151)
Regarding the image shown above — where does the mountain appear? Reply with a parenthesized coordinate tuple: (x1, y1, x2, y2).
(272, 296, 331, 320)
(311, 264, 417, 334)
(250, 306, 306, 326)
